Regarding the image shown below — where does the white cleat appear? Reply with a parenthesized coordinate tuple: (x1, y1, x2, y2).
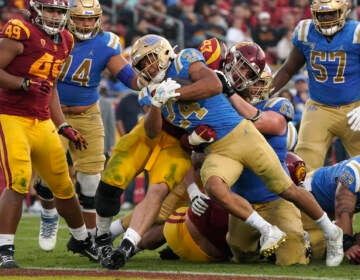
(326, 225, 344, 267)
(260, 225, 287, 257)
(39, 213, 59, 251)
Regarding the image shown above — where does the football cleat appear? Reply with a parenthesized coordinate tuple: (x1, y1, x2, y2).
(259, 225, 287, 257)
(95, 232, 113, 267)
(101, 238, 135, 270)
(326, 225, 344, 267)
(39, 212, 59, 251)
(67, 234, 98, 262)
(0, 245, 18, 269)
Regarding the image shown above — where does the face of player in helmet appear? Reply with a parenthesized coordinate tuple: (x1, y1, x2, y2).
(30, 0, 69, 35)
(311, 0, 348, 36)
(223, 42, 265, 92)
(240, 64, 272, 104)
(131, 35, 174, 84)
(68, 0, 102, 40)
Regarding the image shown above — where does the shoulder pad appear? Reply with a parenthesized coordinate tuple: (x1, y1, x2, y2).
(353, 22, 360, 44)
(294, 19, 312, 43)
(264, 97, 294, 120)
(105, 31, 121, 51)
(344, 159, 360, 192)
(1, 19, 31, 41)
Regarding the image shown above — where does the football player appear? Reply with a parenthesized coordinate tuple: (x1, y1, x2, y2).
(226, 65, 310, 265)
(288, 153, 360, 264)
(271, 0, 360, 172)
(34, 0, 145, 252)
(0, 0, 97, 268)
(93, 34, 222, 269)
(110, 34, 343, 269)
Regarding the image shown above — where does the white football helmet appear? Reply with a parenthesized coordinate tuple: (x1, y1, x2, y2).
(68, 0, 102, 40)
(131, 34, 175, 83)
(311, 0, 349, 36)
(29, 0, 69, 35)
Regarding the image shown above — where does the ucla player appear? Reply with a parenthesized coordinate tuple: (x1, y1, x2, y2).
(35, 0, 146, 251)
(226, 65, 310, 266)
(293, 156, 360, 264)
(0, 0, 96, 268)
(271, 0, 360, 172)
(104, 35, 344, 269)
(93, 34, 221, 269)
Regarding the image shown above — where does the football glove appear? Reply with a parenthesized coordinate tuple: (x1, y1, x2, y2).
(58, 123, 88, 151)
(214, 70, 235, 97)
(347, 106, 360, 131)
(188, 124, 217, 146)
(21, 77, 52, 96)
(138, 87, 152, 107)
(151, 78, 181, 108)
(187, 183, 210, 216)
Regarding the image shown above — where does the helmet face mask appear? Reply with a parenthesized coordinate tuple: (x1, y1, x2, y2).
(68, 0, 102, 40)
(311, 0, 349, 36)
(30, 0, 69, 35)
(131, 34, 175, 83)
(241, 64, 272, 104)
(224, 42, 265, 92)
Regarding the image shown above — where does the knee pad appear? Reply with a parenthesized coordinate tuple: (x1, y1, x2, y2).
(75, 172, 100, 212)
(34, 179, 54, 201)
(95, 181, 123, 217)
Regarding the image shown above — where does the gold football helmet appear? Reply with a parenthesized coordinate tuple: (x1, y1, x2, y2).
(68, 0, 102, 40)
(240, 64, 272, 105)
(131, 34, 175, 83)
(311, 0, 349, 36)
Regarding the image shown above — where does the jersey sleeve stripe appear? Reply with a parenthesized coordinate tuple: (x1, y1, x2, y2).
(347, 160, 360, 192)
(107, 32, 120, 50)
(353, 23, 360, 44)
(297, 19, 311, 42)
(10, 19, 30, 39)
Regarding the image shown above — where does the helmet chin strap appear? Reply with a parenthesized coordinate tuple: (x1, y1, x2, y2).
(321, 25, 339, 36)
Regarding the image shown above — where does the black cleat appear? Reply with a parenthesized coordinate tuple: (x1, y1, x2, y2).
(67, 234, 98, 262)
(0, 245, 19, 269)
(103, 238, 135, 270)
(95, 233, 113, 267)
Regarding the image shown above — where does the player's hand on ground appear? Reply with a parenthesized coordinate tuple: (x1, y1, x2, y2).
(347, 106, 360, 131)
(345, 244, 360, 264)
(151, 78, 180, 108)
(58, 123, 88, 150)
(21, 77, 52, 96)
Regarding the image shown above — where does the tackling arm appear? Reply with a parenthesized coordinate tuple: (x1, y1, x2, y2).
(335, 182, 356, 235)
(176, 62, 222, 101)
(229, 94, 287, 135)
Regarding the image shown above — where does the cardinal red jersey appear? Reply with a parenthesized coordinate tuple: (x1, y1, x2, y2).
(0, 15, 74, 120)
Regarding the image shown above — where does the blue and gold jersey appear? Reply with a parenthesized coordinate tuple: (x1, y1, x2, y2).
(231, 97, 295, 203)
(293, 20, 360, 106)
(57, 31, 121, 106)
(163, 48, 242, 140)
(310, 156, 360, 215)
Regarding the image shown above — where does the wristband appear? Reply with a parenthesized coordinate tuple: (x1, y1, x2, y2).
(116, 64, 136, 89)
(57, 122, 70, 134)
(21, 78, 30, 91)
(343, 234, 356, 251)
(248, 109, 262, 122)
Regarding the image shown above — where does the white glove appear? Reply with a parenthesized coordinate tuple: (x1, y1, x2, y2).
(187, 183, 210, 216)
(347, 106, 360, 131)
(151, 78, 181, 108)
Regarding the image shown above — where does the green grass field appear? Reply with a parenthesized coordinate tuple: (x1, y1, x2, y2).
(11, 212, 360, 279)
